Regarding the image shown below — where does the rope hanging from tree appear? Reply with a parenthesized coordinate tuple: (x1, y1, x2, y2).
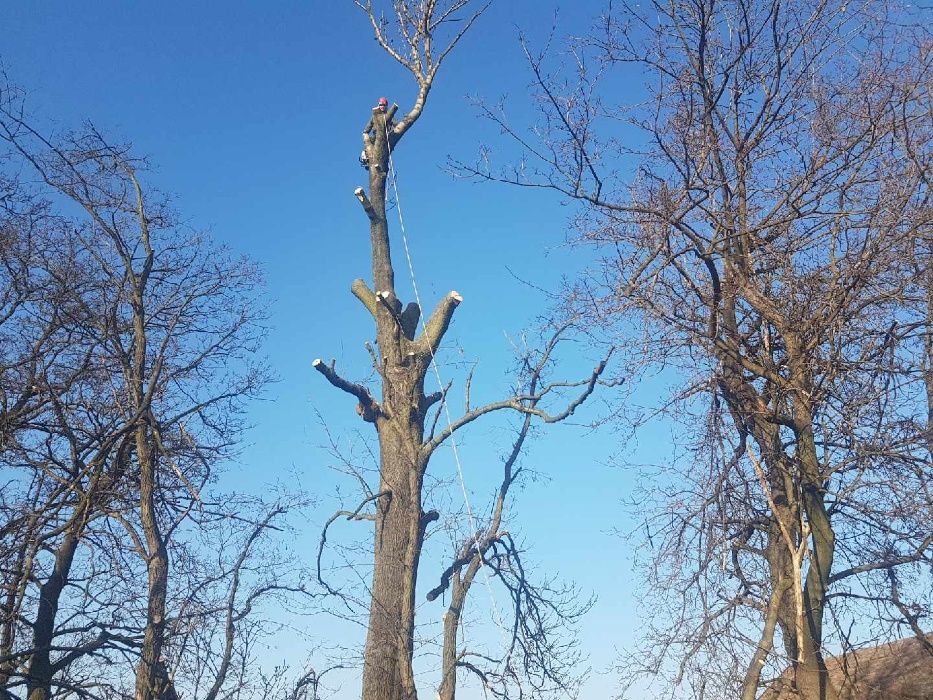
(382, 119, 522, 685)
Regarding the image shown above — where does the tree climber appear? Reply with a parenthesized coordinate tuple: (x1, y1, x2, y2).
(359, 96, 390, 169)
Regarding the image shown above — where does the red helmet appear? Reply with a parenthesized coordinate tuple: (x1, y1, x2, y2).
(378, 97, 389, 106)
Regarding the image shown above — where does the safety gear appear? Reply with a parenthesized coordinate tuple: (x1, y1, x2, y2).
(378, 97, 388, 107)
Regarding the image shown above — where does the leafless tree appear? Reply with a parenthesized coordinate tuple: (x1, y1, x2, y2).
(312, 2, 613, 699)
(0, 81, 309, 700)
(456, 1, 933, 698)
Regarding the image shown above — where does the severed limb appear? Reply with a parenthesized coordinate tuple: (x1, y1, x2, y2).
(354, 187, 378, 224)
(312, 358, 381, 422)
(351, 278, 378, 318)
(376, 289, 403, 318)
(418, 291, 462, 356)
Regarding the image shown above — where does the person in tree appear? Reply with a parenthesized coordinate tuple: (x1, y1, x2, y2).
(359, 96, 390, 169)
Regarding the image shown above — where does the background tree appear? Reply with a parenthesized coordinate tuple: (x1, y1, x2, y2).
(457, 1, 933, 698)
(0, 81, 309, 700)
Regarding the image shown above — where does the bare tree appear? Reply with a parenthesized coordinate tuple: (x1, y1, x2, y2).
(0, 82, 307, 700)
(312, 3, 612, 699)
(456, 1, 933, 698)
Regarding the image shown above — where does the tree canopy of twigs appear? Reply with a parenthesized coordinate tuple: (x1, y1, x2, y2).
(455, 1, 933, 698)
(0, 76, 317, 700)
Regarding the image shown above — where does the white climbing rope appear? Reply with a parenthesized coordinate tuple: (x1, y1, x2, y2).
(381, 121, 518, 682)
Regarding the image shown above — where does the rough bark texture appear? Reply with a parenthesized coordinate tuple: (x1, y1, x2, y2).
(358, 106, 431, 700)
(25, 528, 80, 700)
(135, 422, 170, 700)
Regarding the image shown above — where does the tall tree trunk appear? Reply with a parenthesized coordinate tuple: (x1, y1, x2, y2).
(25, 518, 83, 700)
(135, 424, 169, 700)
(358, 106, 429, 700)
(793, 421, 837, 700)
(129, 230, 169, 700)
(362, 418, 425, 700)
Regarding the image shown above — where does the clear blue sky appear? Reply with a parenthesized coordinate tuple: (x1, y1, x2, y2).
(1, 3, 672, 698)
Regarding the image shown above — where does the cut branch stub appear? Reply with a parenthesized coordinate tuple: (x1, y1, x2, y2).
(377, 289, 403, 317)
(351, 278, 378, 317)
(354, 187, 378, 223)
(419, 291, 462, 355)
(312, 358, 381, 423)
(386, 103, 399, 127)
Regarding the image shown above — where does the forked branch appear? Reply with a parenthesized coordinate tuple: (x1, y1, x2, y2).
(422, 349, 615, 458)
(353, 0, 490, 143)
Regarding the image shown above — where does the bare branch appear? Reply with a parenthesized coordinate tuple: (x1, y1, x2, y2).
(312, 358, 381, 423)
(423, 350, 615, 457)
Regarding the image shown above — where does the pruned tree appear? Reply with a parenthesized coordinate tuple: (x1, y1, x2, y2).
(455, 1, 933, 698)
(312, 3, 612, 699)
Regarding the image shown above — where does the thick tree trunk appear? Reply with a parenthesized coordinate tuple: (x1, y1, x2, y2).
(25, 526, 81, 700)
(359, 106, 429, 700)
(361, 419, 425, 700)
(794, 421, 837, 700)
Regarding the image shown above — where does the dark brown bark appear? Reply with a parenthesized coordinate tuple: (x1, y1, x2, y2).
(25, 527, 80, 700)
